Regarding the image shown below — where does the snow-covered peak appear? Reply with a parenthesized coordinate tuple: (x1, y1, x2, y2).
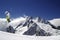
(8, 17, 26, 28)
(33, 17, 41, 22)
(49, 18, 60, 27)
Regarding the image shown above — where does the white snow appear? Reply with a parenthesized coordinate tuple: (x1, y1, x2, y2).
(49, 18, 60, 27)
(16, 26, 28, 35)
(8, 17, 26, 28)
(0, 18, 7, 31)
(0, 31, 60, 40)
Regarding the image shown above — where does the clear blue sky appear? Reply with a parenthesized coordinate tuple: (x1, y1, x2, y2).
(0, 0, 60, 20)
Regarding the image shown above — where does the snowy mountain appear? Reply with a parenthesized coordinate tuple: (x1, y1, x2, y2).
(0, 16, 60, 40)
(49, 19, 60, 29)
(0, 16, 60, 36)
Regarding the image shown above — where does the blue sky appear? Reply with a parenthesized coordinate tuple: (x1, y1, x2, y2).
(0, 0, 60, 20)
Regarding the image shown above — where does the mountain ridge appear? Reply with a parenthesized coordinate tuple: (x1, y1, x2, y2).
(0, 16, 60, 36)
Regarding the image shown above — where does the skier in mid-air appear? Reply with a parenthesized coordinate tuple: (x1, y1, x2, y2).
(5, 11, 11, 23)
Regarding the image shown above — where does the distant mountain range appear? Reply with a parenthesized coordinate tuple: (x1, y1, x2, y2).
(0, 16, 60, 36)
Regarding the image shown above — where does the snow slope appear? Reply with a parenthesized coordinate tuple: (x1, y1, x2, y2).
(49, 18, 60, 27)
(0, 18, 7, 31)
(8, 17, 26, 28)
(0, 31, 60, 40)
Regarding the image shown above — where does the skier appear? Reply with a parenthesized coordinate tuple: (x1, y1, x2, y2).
(5, 11, 15, 33)
(5, 11, 11, 23)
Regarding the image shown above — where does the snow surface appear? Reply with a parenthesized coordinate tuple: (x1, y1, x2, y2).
(0, 18, 8, 31)
(49, 18, 60, 27)
(8, 17, 26, 28)
(0, 31, 60, 40)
